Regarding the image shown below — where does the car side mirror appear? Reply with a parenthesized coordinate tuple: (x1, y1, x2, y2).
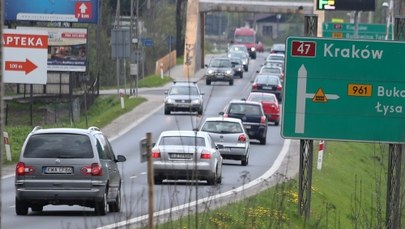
(116, 155, 127, 162)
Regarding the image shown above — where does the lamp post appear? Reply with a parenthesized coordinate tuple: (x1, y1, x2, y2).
(383, 0, 394, 40)
(276, 14, 282, 40)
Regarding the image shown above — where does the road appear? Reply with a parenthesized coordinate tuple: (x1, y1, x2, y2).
(1, 52, 298, 229)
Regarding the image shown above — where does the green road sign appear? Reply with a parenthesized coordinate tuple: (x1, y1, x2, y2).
(322, 22, 391, 40)
(282, 36, 405, 143)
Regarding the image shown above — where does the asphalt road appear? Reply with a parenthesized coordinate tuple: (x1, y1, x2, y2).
(1, 52, 300, 229)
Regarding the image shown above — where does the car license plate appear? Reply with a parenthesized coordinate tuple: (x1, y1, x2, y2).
(244, 125, 251, 129)
(221, 148, 231, 152)
(262, 86, 272, 90)
(43, 166, 73, 174)
(170, 153, 192, 159)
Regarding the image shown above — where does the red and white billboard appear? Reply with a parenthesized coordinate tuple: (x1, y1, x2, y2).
(2, 29, 48, 84)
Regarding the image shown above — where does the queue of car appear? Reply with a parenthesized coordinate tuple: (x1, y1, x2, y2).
(152, 43, 286, 185)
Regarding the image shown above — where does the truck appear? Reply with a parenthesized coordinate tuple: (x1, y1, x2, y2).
(233, 27, 259, 59)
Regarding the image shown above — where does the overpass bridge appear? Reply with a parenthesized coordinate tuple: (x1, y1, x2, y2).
(183, 0, 318, 76)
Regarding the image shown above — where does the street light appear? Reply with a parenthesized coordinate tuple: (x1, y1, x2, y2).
(382, 0, 394, 40)
(276, 14, 282, 39)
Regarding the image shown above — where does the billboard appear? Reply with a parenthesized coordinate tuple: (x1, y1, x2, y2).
(317, 0, 375, 11)
(5, 0, 99, 23)
(18, 27, 88, 72)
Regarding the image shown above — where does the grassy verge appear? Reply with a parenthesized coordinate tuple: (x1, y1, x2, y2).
(3, 74, 172, 165)
(152, 141, 403, 228)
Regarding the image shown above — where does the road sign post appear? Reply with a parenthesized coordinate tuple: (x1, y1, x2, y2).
(282, 36, 405, 143)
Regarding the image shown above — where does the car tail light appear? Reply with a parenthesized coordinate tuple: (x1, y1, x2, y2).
(81, 163, 103, 176)
(277, 85, 282, 91)
(252, 83, 258, 90)
(16, 162, 35, 176)
(261, 116, 267, 124)
(152, 149, 161, 158)
(201, 150, 212, 159)
(223, 113, 229, 118)
(238, 134, 247, 142)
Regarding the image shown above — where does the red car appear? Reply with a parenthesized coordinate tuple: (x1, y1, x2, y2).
(247, 92, 280, 126)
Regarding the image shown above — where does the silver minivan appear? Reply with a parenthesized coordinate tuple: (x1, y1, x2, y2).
(15, 126, 126, 215)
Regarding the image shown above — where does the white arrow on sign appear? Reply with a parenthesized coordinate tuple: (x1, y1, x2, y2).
(295, 64, 340, 134)
(79, 3, 88, 13)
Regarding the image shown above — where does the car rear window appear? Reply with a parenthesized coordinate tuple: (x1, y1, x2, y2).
(229, 104, 262, 116)
(256, 76, 279, 84)
(23, 133, 93, 158)
(201, 121, 242, 134)
(159, 136, 205, 146)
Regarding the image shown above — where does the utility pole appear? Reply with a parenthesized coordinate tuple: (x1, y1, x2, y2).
(146, 132, 154, 229)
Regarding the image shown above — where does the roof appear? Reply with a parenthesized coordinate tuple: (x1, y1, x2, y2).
(159, 130, 209, 138)
(203, 116, 243, 123)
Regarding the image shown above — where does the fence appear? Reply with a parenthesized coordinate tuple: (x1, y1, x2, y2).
(155, 50, 177, 75)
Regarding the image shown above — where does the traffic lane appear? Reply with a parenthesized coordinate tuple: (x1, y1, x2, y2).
(0, 53, 278, 228)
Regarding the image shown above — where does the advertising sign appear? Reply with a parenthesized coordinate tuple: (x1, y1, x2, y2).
(283, 36, 405, 144)
(317, 0, 375, 11)
(2, 29, 48, 84)
(4, 0, 99, 24)
(18, 27, 88, 72)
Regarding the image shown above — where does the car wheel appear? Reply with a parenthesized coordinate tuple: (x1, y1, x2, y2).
(274, 121, 279, 126)
(154, 176, 163, 185)
(229, 80, 234, 86)
(206, 79, 211, 85)
(15, 197, 29, 215)
(31, 205, 43, 212)
(207, 171, 217, 185)
(259, 136, 267, 145)
(197, 108, 203, 115)
(216, 173, 222, 184)
(95, 192, 107, 216)
(240, 73, 243, 78)
(241, 156, 249, 166)
(109, 187, 121, 212)
(164, 106, 170, 115)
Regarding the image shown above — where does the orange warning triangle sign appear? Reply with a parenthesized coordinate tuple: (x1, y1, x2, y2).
(312, 88, 327, 102)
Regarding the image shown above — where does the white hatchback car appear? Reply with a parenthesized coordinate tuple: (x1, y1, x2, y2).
(152, 130, 223, 185)
(200, 116, 250, 166)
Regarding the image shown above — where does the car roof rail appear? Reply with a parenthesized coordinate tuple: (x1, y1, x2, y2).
(32, 126, 42, 132)
(173, 80, 197, 84)
(88, 126, 100, 132)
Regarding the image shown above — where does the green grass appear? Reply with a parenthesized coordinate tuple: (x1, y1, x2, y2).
(137, 74, 172, 87)
(152, 141, 397, 228)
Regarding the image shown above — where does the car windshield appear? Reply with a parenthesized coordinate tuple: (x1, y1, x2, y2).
(229, 46, 246, 53)
(23, 134, 93, 158)
(229, 104, 261, 116)
(201, 121, 243, 134)
(256, 76, 279, 84)
(229, 52, 245, 59)
(234, 35, 254, 43)
(209, 59, 231, 68)
(169, 86, 199, 95)
(159, 136, 206, 146)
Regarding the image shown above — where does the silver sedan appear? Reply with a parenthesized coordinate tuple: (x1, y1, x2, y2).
(199, 116, 250, 166)
(152, 130, 223, 185)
